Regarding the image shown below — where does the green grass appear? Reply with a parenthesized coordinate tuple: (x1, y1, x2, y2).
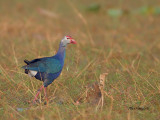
(0, 0, 160, 119)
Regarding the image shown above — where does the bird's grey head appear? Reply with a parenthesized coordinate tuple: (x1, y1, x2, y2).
(60, 36, 76, 47)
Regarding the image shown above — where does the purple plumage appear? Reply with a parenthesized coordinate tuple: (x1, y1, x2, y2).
(22, 36, 76, 103)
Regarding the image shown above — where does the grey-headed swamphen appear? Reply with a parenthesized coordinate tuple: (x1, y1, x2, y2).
(22, 36, 76, 103)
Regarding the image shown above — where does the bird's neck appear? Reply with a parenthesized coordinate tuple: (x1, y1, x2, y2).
(55, 43, 66, 61)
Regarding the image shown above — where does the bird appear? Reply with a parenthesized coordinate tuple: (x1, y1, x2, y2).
(22, 36, 76, 103)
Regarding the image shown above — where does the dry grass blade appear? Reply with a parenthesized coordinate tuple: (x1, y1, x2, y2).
(75, 59, 95, 79)
(99, 73, 108, 90)
(75, 82, 101, 105)
(12, 45, 18, 66)
(96, 73, 108, 110)
(65, 0, 95, 46)
(37, 8, 59, 19)
(8, 106, 26, 119)
(0, 65, 16, 88)
(75, 89, 88, 104)
(76, 73, 109, 107)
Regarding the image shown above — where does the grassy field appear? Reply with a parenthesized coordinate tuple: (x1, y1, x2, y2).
(0, 0, 160, 119)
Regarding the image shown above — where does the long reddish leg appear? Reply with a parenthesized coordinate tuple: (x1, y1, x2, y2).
(44, 87, 48, 104)
(33, 85, 44, 103)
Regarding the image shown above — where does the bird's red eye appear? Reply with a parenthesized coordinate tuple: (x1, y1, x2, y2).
(66, 36, 72, 39)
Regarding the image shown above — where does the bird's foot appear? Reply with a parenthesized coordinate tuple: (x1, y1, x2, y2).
(30, 99, 41, 106)
(43, 97, 49, 105)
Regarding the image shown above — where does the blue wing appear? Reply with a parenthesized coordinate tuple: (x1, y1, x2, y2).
(22, 57, 62, 74)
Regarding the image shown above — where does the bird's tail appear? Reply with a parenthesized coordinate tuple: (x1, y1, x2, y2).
(23, 59, 30, 74)
(24, 59, 30, 65)
(25, 69, 29, 74)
